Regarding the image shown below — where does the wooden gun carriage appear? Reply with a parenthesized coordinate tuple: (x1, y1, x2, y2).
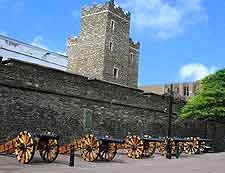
(0, 131, 59, 164)
(123, 135, 212, 159)
(59, 134, 124, 162)
(0, 131, 212, 164)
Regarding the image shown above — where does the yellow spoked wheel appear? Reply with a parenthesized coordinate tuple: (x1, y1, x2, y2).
(99, 142, 117, 161)
(80, 134, 99, 162)
(156, 141, 166, 156)
(39, 139, 59, 163)
(124, 136, 144, 159)
(15, 131, 35, 164)
(171, 142, 184, 155)
(199, 141, 206, 153)
(164, 139, 184, 155)
(184, 137, 199, 154)
(143, 142, 156, 157)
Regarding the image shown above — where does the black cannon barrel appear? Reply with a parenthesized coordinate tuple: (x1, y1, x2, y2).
(96, 136, 124, 144)
(173, 138, 189, 142)
(197, 138, 213, 142)
(141, 137, 165, 143)
(33, 131, 59, 140)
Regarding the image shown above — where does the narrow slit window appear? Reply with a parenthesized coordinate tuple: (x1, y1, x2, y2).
(111, 20, 115, 30)
(109, 41, 113, 52)
(113, 68, 119, 79)
(130, 53, 134, 64)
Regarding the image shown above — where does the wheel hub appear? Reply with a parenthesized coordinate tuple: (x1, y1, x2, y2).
(86, 145, 93, 152)
(20, 143, 27, 151)
(132, 144, 138, 150)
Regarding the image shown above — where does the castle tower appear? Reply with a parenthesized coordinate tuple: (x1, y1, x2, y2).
(67, 0, 140, 88)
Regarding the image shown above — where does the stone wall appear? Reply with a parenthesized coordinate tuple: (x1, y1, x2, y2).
(0, 59, 182, 144)
(0, 59, 224, 152)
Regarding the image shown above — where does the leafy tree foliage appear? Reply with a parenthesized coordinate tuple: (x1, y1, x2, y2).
(180, 68, 225, 120)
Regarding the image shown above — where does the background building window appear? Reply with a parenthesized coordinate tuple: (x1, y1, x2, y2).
(113, 67, 119, 79)
(175, 87, 179, 94)
(167, 88, 170, 93)
(111, 20, 115, 30)
(109, 41, 113, 52)
(184, 85, 189, 96)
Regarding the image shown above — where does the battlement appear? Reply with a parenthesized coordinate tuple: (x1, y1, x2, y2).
(67, 36, 78, 47)
(129, 38, 140, 50)
(82, 0, 130, 21)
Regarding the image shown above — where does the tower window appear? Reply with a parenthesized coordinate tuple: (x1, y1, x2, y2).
(175, 87, 179, 94)
(130, 53, 134, 64)
(113, 67, 119, 79)
(111, 20, 115, 30)
(183, 85, 189, 96)
(109, 41, 113, 52)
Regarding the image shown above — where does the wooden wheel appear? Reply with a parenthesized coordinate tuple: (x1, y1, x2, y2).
(192, 138, 201, 154)
(184, 137, 199, 154)
(99, 142, 117, 161)
(124, 136, 144, 159)
(143, 142, 156, 157)
(15, 131, 35, 164)
(199, 141, 206, 153)
(156, 141, 166, 156)
(171, 141, 176, 154)
(179, 142, 184, 154)
(39, 139, 59, 163)
(80, 134, 99, 162)
(167, 140, 184, 156)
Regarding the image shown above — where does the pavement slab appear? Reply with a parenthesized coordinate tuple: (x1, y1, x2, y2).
(0, 152, 225, 173)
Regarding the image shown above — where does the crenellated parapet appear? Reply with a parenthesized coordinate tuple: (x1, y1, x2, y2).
(129, 38, 140, 50)
(82, 0, 130, 21)
(67, 36, 78, 47)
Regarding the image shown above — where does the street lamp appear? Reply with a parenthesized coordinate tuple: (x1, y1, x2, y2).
(164, 84, 174, 159)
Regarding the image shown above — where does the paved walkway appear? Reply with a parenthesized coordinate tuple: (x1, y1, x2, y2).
(0, 152, 225, 173)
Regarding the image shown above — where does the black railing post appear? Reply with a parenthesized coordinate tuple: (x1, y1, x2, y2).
(166, 84, 173, 159)
(175, 141, 180, 159)
(69, 144, 75, 167)
(204, 120, 208, 139)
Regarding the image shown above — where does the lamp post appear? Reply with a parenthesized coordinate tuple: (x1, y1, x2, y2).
(166, 84, 173, 159)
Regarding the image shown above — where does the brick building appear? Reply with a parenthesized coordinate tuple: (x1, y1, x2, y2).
(140, 82, 199, 101)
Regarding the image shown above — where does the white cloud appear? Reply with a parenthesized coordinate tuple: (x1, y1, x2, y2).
(121, 0, 208, 40)
(31, 35, 48, 50)
(179, 64, 217, 81)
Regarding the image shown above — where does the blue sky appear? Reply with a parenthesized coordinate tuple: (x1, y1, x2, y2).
(0, 0, 225, 86)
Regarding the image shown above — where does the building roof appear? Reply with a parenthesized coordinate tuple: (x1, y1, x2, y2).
(0, 34, 67, 58)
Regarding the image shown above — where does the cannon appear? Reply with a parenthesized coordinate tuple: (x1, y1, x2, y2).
(123, 135, 166, 159)
(123, 135, 212, 159)
(0, 130, 59, 164)
(183, 137, 212, 155)
(59, 134, 124, 162)
(162, 137, 212, 158)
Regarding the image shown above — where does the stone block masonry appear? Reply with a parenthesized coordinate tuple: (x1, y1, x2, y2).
(0, 59, 224, 152)
(68, 1, 139, 88)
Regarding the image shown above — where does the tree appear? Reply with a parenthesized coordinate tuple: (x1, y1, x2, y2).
(180, 68, 225, 120)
